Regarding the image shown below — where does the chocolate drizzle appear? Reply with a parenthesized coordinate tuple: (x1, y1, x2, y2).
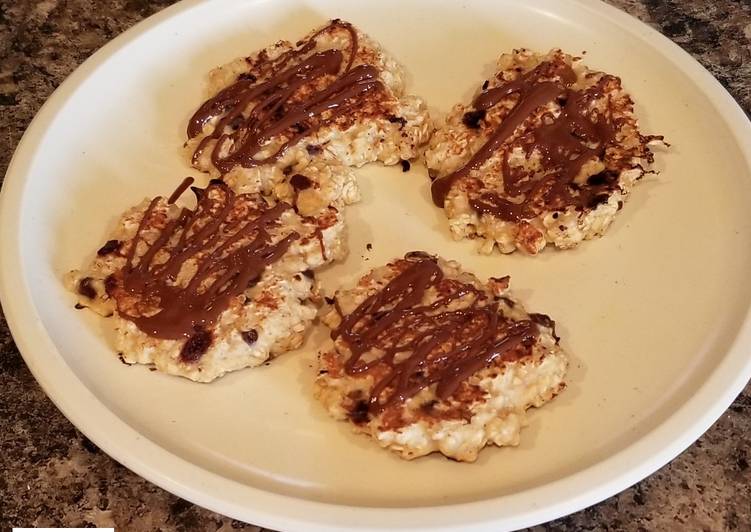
(111, 182, 297, 342)
(167, 176, 195, 204)
(332, 255, 539, 414)
(188, 20, 383, 173)
(431, 58, 635, 221)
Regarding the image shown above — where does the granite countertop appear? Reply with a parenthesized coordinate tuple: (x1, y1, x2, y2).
(1, 1, 750, 530)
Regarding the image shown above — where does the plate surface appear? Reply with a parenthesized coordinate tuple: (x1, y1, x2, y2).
(2, 0, 751, 530)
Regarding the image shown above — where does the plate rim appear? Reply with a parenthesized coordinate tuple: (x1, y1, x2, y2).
(2, 0, 751, 530)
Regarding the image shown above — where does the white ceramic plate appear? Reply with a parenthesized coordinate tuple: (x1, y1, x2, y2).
(2, 0, 751, 530)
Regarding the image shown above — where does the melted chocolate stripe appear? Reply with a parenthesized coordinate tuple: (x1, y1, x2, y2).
(333, 255, 539, 414)
(431, 81, 564, 207)
(167, 177, 195, 204)
(188, 20, 376, 174)
(116, 183, 297, 341)
(431, 59, 624, 221)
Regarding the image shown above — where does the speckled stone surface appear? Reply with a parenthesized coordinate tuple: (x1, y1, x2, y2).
(1, 1, 750, 530)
